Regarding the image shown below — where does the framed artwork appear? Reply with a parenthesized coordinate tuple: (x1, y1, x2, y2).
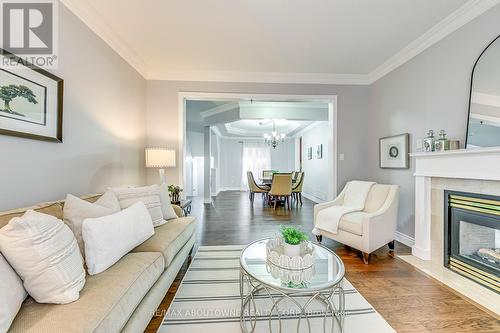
(316, 144, 323, 159)
(307, 146, 312, 160)
(379, 133, 409, 169)
(0, 49, 63, 142)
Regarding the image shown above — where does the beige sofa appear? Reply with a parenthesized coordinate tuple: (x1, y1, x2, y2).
(0, 194, 196, 333)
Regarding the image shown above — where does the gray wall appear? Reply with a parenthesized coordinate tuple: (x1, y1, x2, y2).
(146, 81, 371, 194)
(0, 5, 147, 211)
(367, 5, 500, 237)
(300, 122, 330, 202)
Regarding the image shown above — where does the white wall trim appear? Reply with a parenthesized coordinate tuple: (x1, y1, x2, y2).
(150, 71, 369, 85)
(63, 0, 499, 85)
(301, 192, 325, 204)
(394, 231, 415, 248)
(200, 102, 239, 118)
(366, 0, 500, 84)
(219, 187, 246, 192)
(60, 0, 149, 77)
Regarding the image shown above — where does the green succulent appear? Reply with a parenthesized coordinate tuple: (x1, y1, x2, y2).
(280, 226, 308, 245)
(167, 185, 183, 194)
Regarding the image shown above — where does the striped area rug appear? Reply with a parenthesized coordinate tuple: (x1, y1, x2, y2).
(158, 245, 395, 333)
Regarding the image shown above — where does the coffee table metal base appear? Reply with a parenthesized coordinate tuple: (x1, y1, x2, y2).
(239, 268, 345, 333)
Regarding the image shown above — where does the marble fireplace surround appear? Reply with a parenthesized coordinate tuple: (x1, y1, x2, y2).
(399, 147, 500, 315)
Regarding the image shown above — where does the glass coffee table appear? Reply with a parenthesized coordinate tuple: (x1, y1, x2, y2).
(240, 238, 345, 333)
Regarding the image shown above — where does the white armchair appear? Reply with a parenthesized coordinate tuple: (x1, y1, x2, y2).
(313, 182, 399, 264)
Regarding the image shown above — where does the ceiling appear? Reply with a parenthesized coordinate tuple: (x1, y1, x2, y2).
(186, 100, 325, 137)
(63, 0, 499, 83)
(224, 119, 314, 138)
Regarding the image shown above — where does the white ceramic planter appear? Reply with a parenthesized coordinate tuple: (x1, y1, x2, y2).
(283, 243, 301, 257)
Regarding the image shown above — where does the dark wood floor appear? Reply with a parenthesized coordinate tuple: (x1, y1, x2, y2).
(145, 191, 500, 333)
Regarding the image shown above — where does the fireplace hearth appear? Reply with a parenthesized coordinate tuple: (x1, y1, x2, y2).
(444, 190, 500, 293)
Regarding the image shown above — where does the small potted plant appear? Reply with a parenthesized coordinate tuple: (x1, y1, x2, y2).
(168, 185, 183, 204)
(280, 226, 308, 257)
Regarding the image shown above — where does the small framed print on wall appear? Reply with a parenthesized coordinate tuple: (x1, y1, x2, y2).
(0, 49, 63, 142)
(379, 133, 409, 169)
(316, 144, 323, 159)
(307, 147, 312, 160)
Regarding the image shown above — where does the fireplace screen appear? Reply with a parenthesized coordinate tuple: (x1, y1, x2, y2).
(445, 191, 500, 293)
(459, 220, 500, 270)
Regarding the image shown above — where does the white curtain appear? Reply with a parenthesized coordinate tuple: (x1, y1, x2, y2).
(241, 143, 271, 187)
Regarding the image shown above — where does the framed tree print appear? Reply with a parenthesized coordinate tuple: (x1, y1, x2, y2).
(379, 133, 409, 169)
(0, 50, 63, 142)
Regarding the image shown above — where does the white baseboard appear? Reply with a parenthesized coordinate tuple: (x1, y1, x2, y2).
(394, 231, 415, 247)
(219, 187, 246, 192)
(301, 192, 326, 204)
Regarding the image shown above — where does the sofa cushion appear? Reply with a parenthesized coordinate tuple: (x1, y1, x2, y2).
(7, 252, 164, 333)
(338, 212, 365, 236)
(0, 202, 63, 229)
(0, 195, 102, 230)
(132, 216, 196, 267)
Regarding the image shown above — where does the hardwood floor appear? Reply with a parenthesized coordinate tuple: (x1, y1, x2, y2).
(145, 191, 500, 333)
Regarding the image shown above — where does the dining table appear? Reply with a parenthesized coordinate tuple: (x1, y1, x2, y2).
(259, 177, 297, 186)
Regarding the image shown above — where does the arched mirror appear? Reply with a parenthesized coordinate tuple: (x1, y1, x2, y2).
(466, 35, 500, 148)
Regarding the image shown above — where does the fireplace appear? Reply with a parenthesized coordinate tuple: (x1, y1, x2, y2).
(444, 190, 500, 293)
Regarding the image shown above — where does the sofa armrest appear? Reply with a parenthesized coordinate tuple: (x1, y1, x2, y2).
(172, 205, 185, 217)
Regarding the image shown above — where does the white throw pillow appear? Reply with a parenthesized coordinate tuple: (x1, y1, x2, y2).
(0, 254, 27, 333)
(63, 191, 121, 256)
(158, 183, 178, 220)
(0, 210, 85, 304)
(82, 201, 154, 275)
(111, 185, 166, 227)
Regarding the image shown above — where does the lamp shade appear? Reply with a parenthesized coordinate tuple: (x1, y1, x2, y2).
(145, 148, 176, 168)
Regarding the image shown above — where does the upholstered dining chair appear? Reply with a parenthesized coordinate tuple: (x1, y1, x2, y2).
(247, 171, 269, 204)
(292, 172, 305, 205)
(268, 173, 293, 210)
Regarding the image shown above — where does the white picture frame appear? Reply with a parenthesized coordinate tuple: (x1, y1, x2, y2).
(379, 133, 409, 169)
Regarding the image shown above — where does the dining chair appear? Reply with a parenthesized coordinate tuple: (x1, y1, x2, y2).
(292, 172, 305, 205)
(268, 173, 293, 210)
(247, 171, 269, 204)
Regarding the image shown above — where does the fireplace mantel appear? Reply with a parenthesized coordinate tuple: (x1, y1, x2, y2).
(410, 147, 500, 260)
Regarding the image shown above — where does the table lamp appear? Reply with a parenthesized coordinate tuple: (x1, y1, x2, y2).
(145, 148, 176, 184)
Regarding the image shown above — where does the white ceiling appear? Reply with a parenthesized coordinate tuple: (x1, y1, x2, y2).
(225, 119, 314, 137)
(63, 0, 500, 83)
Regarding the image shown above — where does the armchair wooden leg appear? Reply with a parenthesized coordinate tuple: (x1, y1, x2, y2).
(315, 235, 323, 243)
(299, 193, 303, 205)
(388, 240, 395, 250)
(362, 252, 371, 264)
(274, 196, 277, 210)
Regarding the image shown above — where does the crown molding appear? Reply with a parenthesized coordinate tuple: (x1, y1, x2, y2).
(60, 0, 149, 78)
(200, 102, 239, 118)
(63, 0, 499, 85)
(366, 0, 500, 84)
(149, 70, 369, 85)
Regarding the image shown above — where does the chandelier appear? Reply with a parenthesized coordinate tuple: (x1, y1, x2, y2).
(263, 120, 285, 149)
